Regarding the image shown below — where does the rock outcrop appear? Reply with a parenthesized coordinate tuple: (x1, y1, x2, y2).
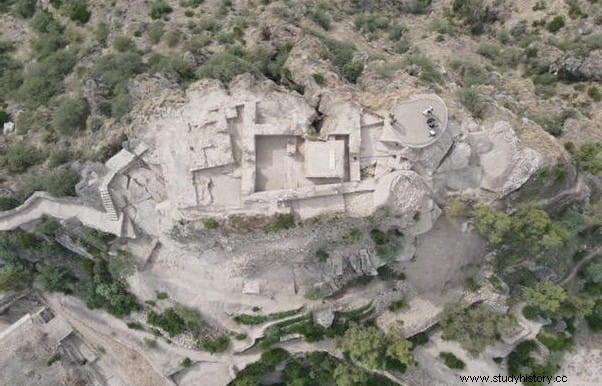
(554, 50, 602, 82)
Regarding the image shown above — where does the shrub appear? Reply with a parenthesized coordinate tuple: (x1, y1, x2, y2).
(113, 36, 136, 52)
(30, 10, 64, 34)
(18, 64, 63, 108)
(408, 0, 432, 15)
(181, 357, 193, 367)
(150, 0, 173, 20)
(52, 96, 90, 135)
(47, 148, 72, 168)
(341, 61, 364, 83)
(446, 200, 467, 217)
(388, 299, 407, 312)
(322, 37, 354, 68)
(452, 0, 499, 35)
(304, 286, 327, 300)
(588, 86, 601, 102)
(201, 335, 229, 353)
(45, 168, 79, 197)
(268, 213, 295, 232)
(547, 16, 565, 33)
(536, 331, 572, 351)
(477, 43, 500, 59)
(586, 301, 602, 332)
(3, 142, 41, 173)
(572, 142, 601, 176)
(64, 0, 91, 24)
(95, 22, 109, 46)
(156, 291, 169, 300)
(0, 110, 10, 124)
(39, 265, 70, 292)
(164, 30, 181, 47)
(110, 92, 132, 120)
(409, 332, 429, 346)
(149, 54, 196, 83)
(458, 87, 486, 118)
(316, 249, 329, 262)
(440, 352, 465, 369)
(92, 52, 144, 91)
(406, 54, 444, 85)
(393, 39, 410, 53)
(12, 0, 36, 18)
(449, 60, 487, 86)
(148, 21, 165, 44)
(0, 255, 34, 291)
(147, 306, 203, 337)
(46, 353, 61, 366)
(354, 13, 389, 37)
(94, 281, 140, 316)
(388, 23, 404, 41)
(311, 9, 331, 30)
(203, 218, 219, 229)
(127, 321, 144, 330)
(312, 73, 326, 85)
(196, 52, 256, 83)
(0, 197, 20, 210)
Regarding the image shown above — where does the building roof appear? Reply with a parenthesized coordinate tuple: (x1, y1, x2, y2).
(304, 140, 346, 179)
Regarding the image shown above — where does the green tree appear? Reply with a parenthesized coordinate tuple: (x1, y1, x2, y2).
(440, 303, 514, 355)
(333, 363, 368, 386)
(95, 282, 139, 316)
(386, 335, 414, 368)
(585, 262, 602, 284)
(523, 281, 567, 315)
(339, 323, 386, 369)
(52, 96, 90, 135)
(473, 206, 511, 244)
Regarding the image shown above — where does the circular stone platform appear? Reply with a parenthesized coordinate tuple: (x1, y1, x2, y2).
(384, 94, 448, 149)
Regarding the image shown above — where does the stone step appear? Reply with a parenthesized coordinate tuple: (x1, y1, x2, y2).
(98, 188, 119, 220)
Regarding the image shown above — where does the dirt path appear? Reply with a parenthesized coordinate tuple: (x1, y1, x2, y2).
(560, 247, 602, 286)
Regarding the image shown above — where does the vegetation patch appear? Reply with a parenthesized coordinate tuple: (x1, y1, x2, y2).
(439, 352, 465, 369)
(147, 305, 204, 337)
(440, 303, 514, 355)
(233, 308, 301, 325)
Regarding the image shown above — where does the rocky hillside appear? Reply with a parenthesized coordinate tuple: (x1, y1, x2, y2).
(0, 0, 600, 205)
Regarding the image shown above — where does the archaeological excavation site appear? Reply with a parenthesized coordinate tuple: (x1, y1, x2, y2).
(1, 1, 601, 386)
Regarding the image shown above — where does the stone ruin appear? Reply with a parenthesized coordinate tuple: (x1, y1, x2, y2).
(0, 75, 542, 241)
(128, 77, 455, 233)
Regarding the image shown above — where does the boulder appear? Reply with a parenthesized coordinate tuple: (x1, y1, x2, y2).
(555, 50, 602, 82)
(473, 121, 542, 196)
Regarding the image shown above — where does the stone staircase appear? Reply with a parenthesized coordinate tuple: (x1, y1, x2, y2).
(99, 186, 119, 221)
